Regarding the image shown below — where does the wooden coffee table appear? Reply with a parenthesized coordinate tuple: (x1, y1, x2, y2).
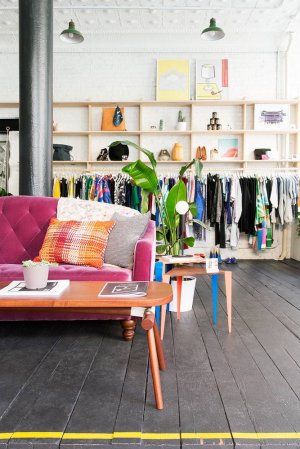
(0, 281, 173, 410)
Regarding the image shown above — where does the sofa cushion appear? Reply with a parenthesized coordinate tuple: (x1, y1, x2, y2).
(105, 212, 150, 269)
(39, 218, 115, 268)
(0, 196, 58, 264)
(0, 263, 132, 282)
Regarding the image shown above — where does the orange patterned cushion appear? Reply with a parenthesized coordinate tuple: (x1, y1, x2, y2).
(39, 218, 115, 268)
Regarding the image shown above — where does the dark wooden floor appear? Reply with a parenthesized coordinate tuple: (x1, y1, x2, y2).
(0, 260, 299, 449)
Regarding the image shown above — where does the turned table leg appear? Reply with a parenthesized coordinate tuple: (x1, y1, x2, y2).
(224, 271, 232, 333)
(142, 309, 164, 410)
(120, 319, 136, 341)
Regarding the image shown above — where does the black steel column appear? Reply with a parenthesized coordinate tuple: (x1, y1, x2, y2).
(19, 0, 53, 196)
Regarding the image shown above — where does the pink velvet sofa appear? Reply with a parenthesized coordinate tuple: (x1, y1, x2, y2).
(0, 196, 155, 340)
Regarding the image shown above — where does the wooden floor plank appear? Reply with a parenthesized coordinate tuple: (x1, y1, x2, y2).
(170, 305, 233, 449)
(142, 313, 180, 448)
(200, 272, 300, 447)
(61, 321, 132, 448)
(7, 321, 105, 449)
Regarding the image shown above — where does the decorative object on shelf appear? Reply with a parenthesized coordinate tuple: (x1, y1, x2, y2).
(109, 139, 207, 256)
(196, 59, 228, 100)
(156, 59, 190, 101)
(53, 144, 73, 161)
(0, 118, 19, 132)
(176, 110, 187, 131)
(53, 122, 63, 132)
(97, 148, 109, 161)
(254, 104, 290, 130)
(201, 18, 225, 41)
(22, 260, 57, 290)
(196, 146, 207, 161)
(157, 149, 171, 161)
(101, 106, 126, 131)
(171, 142, 183, 161)
(207, 111, 222, 131)
(108, 142, 129, 161)
(254, 148, 271, 160)
(218, 138, 239, 158)
(60, 19, 84, 44)
(159, 119, 164, 131)
(210, 148, 219, 160)
(113, 105, 124, 127)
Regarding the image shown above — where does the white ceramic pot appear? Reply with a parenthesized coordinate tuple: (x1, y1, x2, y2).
(170, 276, 196, 312)
(176, 122, 187, 131)
(23, 265, 49, 289)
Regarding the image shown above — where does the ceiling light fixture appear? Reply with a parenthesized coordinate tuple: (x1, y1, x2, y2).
(201, 18, 225, 41)
(60, 20, 84, 43)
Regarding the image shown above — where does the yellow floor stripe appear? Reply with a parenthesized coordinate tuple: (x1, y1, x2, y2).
(0, 433, 13, 439)
(13, 432, 63, 439)
(63, 433, 113, 440)
(0, 431, 300, 440)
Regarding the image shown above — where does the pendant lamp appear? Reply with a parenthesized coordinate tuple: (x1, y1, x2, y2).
(60, 20, 84, 44)
(201, 18, 225, 41)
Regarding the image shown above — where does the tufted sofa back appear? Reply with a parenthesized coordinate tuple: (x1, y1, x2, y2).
(0, 196, 58, 264)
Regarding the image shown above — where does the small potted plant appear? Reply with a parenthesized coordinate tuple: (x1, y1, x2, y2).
(176, 110, 187, 131)
(22, 260, 57, 290)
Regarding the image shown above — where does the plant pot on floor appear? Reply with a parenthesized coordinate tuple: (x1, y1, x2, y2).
(170, 276, 196, 312)
(23, 265, 49, 289)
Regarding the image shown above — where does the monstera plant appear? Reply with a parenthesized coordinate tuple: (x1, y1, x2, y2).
(109, 141, 207, 255)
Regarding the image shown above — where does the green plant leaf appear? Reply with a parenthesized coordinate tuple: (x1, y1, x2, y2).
(165, 179, 187, 228)
(109, 140, 157, 168)
(122, 160, 158, 192)
(156, 244, 168, 255)
(194, 158, 203, 178)
(156, 227, 164, 241)
(193, 218, 209, 230)
(179, 159, 195, 177)
(182, 236, 195, 247)
(188, 202, 197, 217)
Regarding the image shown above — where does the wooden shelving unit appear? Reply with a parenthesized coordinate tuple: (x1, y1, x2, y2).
(1, 100, 299, 173)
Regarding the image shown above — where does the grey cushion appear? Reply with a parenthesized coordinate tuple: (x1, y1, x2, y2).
(105, 212, 150, 269)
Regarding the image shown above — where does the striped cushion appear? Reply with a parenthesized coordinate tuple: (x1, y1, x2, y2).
(39, 218, 115, 269)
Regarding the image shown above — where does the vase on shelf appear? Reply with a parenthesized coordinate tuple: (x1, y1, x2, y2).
(172, 143, 183, 161)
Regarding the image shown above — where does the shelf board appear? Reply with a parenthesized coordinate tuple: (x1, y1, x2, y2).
(53, 131, 89, 136)
(245, 159, 295, 162)
(194, 130, 244, 134)
(141, 130, 192, 135)
(202, 159, 244, 163)
(53, 161, 87, 164)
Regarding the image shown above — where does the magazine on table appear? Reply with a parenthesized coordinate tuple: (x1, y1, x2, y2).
(0, 280, 70, 296)
(98, 281, 149, 298)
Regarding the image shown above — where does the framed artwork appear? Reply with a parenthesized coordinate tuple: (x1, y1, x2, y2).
(218, 138, 239, 158)
(196, 59, 228, 100)
(156, 60, 190, 101)
(254, 104, 290, 130)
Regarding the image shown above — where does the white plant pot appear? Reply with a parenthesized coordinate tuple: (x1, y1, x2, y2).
(23, 265, 49, 289)
(176, 122, 187, 131)
(170, 276, 196, 312)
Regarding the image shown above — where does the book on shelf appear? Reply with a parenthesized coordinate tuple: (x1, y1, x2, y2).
(98, 281, 149, 298)
(0, 280, 70, 297)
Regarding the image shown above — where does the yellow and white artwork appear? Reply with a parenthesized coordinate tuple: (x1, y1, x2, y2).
(156, 60, 190, 101)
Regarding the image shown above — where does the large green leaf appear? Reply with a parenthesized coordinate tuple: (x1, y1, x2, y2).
(165, 179, 187, 228)
(179, 159, 195, 177)
(193, 218, 209, 230)
(188, 202, 197, 218)
(156, 244, 168, 255)
(109, 140, 157, 168)
(122, 160, 158, 192)
(182, 236, 195, 247)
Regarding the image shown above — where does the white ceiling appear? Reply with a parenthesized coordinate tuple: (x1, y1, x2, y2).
(0, 0, 299, 35)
